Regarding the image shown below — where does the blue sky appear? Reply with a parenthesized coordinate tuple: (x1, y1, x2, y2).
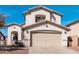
(0, 5, 79, 36)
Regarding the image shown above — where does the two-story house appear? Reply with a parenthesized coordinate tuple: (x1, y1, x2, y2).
(6, 6, 70, 49)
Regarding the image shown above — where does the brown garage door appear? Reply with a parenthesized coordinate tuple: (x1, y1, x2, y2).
(32, 33, 61, 47)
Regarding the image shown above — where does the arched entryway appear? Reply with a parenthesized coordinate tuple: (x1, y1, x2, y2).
(11, 31, 18, 42)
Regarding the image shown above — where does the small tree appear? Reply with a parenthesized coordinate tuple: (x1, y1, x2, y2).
(0, 14, 7, 28)
(0, 14, 7, 47)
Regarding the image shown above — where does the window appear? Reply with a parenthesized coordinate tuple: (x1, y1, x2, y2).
(35, 14, 46, 22)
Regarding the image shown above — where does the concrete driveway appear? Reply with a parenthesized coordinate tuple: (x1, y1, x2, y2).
(29, 46, 79, 54)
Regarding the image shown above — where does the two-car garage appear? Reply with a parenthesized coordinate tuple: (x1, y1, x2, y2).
(30, 30, 62, 48)
(23, 21, 69, 53)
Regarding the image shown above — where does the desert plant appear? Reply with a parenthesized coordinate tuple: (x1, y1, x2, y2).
(15, 41, 25, 47)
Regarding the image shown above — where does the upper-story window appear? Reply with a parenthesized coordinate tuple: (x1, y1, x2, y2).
(35, 14, 46, 22)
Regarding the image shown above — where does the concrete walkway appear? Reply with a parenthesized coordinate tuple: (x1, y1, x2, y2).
(29, 47, 79, 54)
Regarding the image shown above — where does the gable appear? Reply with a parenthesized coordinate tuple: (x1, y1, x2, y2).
(24, 6, 62, 25)
(23, 21, 70, 31)
(7, 24, 22, 34)
(31, 9, 50, 15)
(66, 20, 79, 27)
(24, 6, 63, 16)
(7, 24, 22, 27)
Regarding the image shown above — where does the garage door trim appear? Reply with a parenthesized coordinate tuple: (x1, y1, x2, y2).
(30, 30, 62, 47)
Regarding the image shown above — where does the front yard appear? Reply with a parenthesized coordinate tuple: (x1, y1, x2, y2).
(0, 46, 79, 54)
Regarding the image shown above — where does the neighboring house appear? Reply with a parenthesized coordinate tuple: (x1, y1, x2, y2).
(0, 31, 5, 46)
(6, 6, 70, 48)
(66, 20, 79, 47)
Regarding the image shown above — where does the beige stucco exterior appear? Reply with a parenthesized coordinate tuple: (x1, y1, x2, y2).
(25, 9, 61, 26)
(52, 13, 61, 24)
(68, 23, 79, 36)
(67, 23, 79, 47)
(7, 6, 69, 48)
(6, 25, 22, 46)
(24, 24, 68, 47)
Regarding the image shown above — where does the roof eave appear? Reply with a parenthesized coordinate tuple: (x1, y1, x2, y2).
(23, 6, 63, 16)
(22, 20, 70, 31)
(66, 20, 79, 27)
(6, 24, 22, 27)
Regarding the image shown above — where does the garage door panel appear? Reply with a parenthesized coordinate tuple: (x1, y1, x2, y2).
(32, 33, 61, 47)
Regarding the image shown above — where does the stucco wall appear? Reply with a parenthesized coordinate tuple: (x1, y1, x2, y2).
(71, 35, 78, 47)
(24, 24, 68, 47)
(52, 13, 61, 25)
(7, 25, 22, 46)
(67, 23, 79, 47)
(68, 23, 79, 37)
(25, 9, 61, 25)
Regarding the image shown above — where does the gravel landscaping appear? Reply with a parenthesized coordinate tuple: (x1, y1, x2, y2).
(0, 47, 29, 54)
(0, 49, 29, 54)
